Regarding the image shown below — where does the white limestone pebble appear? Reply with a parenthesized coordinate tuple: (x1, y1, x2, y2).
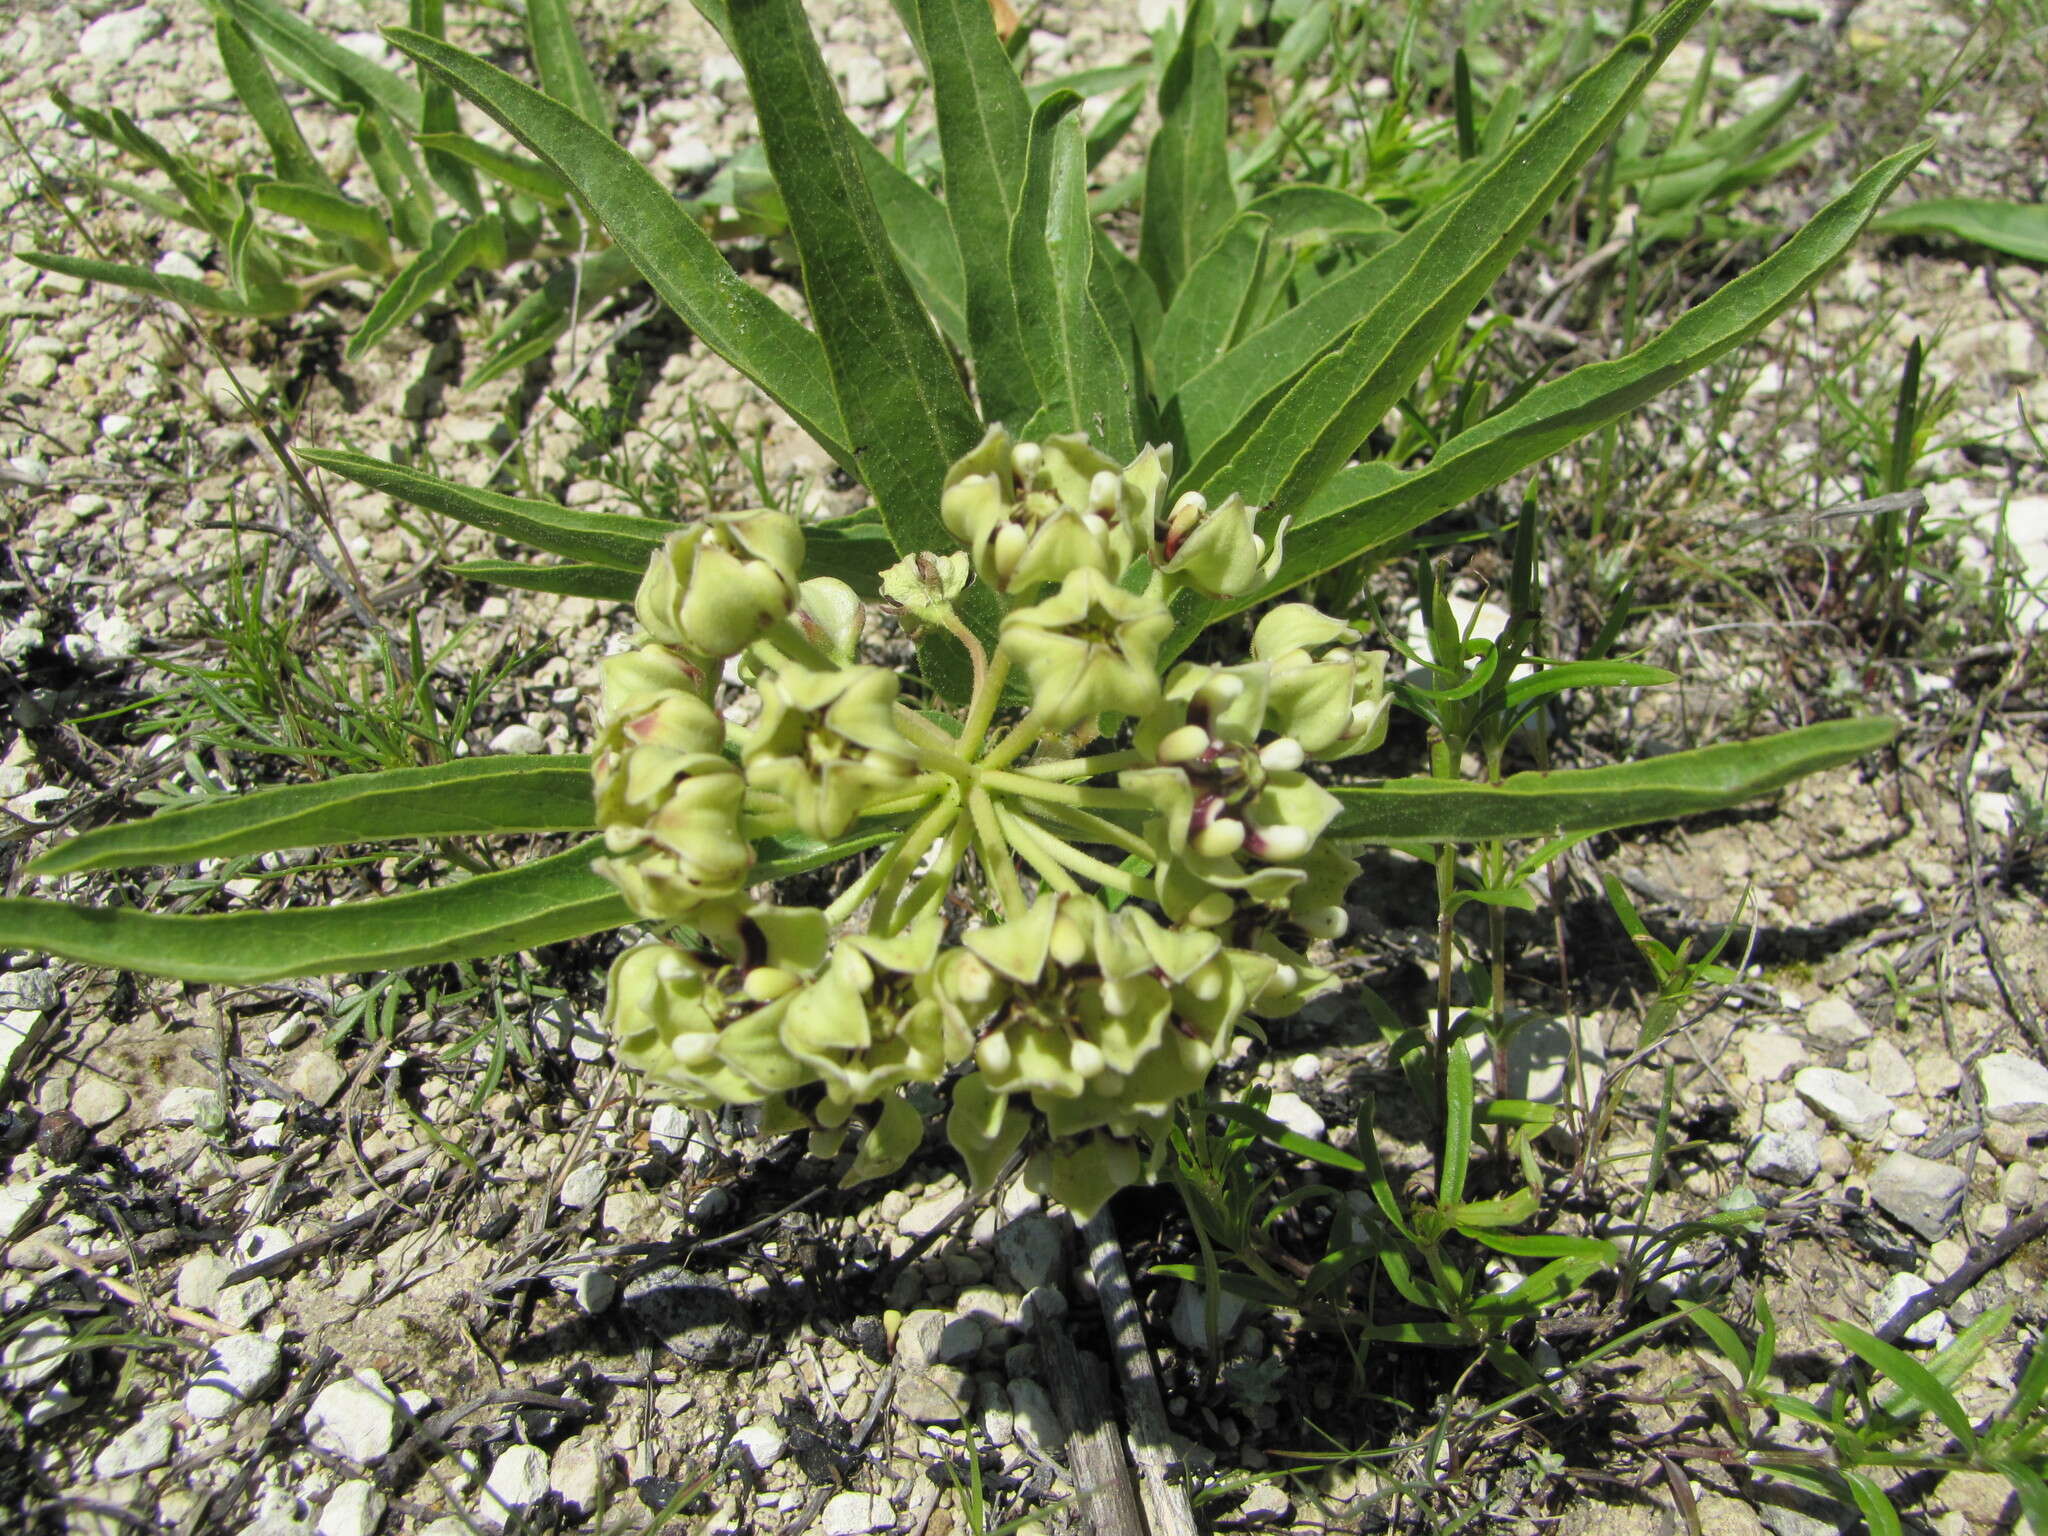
(186, 1332, 285, 1421)
(477, 1444, 549, 1529)
(305, 1371, 401, 1463)
(317, 1480, 386, 1536)
(1794, 1067, 1891, 1140)
(1977, 1052, 2048, 1131)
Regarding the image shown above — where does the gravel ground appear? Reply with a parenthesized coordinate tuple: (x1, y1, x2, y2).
(3, 1, 2048, 1533)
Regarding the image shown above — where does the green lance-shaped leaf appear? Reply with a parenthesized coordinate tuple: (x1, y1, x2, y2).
(854, 135, 969, 352)
(1191, 17, 1684, 523)
(446, 560, 639, 601)
(1242, 185, 1390, 244)
(466, 244, 640, 389)
(30, 757, 597, 877)
(301, 449, 668, 569)
(410, 0, 482, 217)
(915, 0, 1038, 426)
(354, 106, 435, 250)
(414, 133, 569, 205)
(1153, 210, 1270, 402)
(1869, 196, 2048, 263)
(16, 253, 299, 318)
(1138, 0, 1236, 302)
(383, 26, 854, 474)
(0, 842, 626, 984)
(1009, 93, 1137, 459)
(214, 14, 331, 190)
(346, 214, 508, 360)
(725, 0, 988, 700)
(1200, 142, 1928, 626)
(218, 0, 422, 125)
(1327, 718, 1894, 844)
(523, 0, 608, 129)
(252, 182, 392, 269)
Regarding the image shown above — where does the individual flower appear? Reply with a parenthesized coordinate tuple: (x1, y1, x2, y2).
(603, 938, 816, 1108)
(791, 577, 865, 667)
(776, 914, 954, 1106)
(939, 424, 1152, 594)
(1252, 603, 1391, 761)
(635, 509, 804, 658)
(742, 664, 920, 839)
(999, 567, 1172, 730)
(1147, 488, 1283, 599)
(591, 674, 753, 920)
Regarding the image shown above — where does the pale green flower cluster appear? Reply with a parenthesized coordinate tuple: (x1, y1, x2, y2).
(589, 428, 1390, 1216)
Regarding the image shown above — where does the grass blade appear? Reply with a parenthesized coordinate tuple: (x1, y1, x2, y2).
(0, 843, 625, 984)
(524, 0, 608, 129)
(1869, 196, 2048, 262)
(1138, 0, 1235, 302)
(383, 26, 854, 472)
(300, 449, 668, 570)
(915, 0, 1037, 425)
(29, 758, 596, 876)
(1823, 1319, 1977, 1449)
(725, 0, 981, 570)
(1328, 719, 1897, 843)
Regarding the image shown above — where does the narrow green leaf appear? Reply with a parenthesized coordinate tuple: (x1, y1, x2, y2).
(1242, 186, 1389, 243)
(524, 0, 608, 129)
(1211, 1102, 1367, 1172)
(1138, 0, 1235, 302)
(300, 449, 667, 570)
(1329, 719, 1897, 844)
(1153, 211, 1270, 401)
(467, 244, 641, 388)
(1009, 93, 1136, 458)
(30, 758, 595, 876)
(346, 214, 507, 360)
(1094, 226, 1163, 357)
(2002, 1465, 2048, 1536)
(1869, 196, 2048, 262)
(1192, 29, 1666, 519)
(853, 134, 970, 351)
(410, 0, 482, 217)
(1841, 1472, 1903, 1536)
(446, 559, 639, 601)
(214, 14, 331, 189)
(354, 106, 435, 250)
(1442, 1042, 1473, 1207)
(0, 842, 625, 984)
(1501, 661, 1675, 716)
(915, 0, 1037, 425)
(218, 0, 422, 124)
(1824, 1318, 1977, 1448)
(725, 0, 981, 574)
(252, 182, 389, 251)
(17, 252, 297, 317)
(384, 27, 854, 473)
(414, 133, 569, 204)
(1678, 1301, 1753, 1378)
(1208, 140, 1928, 623)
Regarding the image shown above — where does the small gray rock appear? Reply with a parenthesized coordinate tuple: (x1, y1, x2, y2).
(69, 1077, 128, 1128)
(487, 724, 548, 756)
(1793, 1067, 1890, 1140)
(305, 1371, 402, 1463)
(288, 1052, 347, 1107)
(1170, 1282, 1249, 1351)
(549, 1430, 613, 1517)
(477, 1444, 548, 1529)
(994, 1213, 1061, 1290)
(213, 1277, 275, 1331)
(0, 1316, 69, 1389)
(0, 969, 58, 1014)
(1741, 1030, 1809, 1085)
(1864, 1037, 1916, 1099)
(1746, 1130, 1821, 1187)
(177, 1252, 232, 1313)
(821, 1492, 893, 1536)
(1870, 1151, 1967, 1241)
(558, 1163, 608, 1210)
(1263, 1091, 1327, 1140)
(1804, 995, 1871, 1046)
(1005, 1378, 1063, 1457)
(157, 1085, 223, 1127)
(618, 1267, 749, 1364)
(1977, 1052, 2048, 1131)
(316, 1480, 385, 1536)
(732, 1421, 785, 1470)
(1868, 1272, 1946, 1347)
(186, 1332, 285, 1421)
(78, 5, 163, 63)
(93, 1404, 176, 1478)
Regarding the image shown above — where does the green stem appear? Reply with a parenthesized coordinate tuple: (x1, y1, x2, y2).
(823, 852, 894, 926)
(995, 806, 1083, 895)
(958, 649, 1012, 761)
(980, 769, 1151, 813)
(869, 791, 961, 935)
(895, 815, 974, 928)
(861, 777, 953, 820)
(981, 709, 1050, 773)
(967, 784, 1027, 919)
(1009, 809, 1150, 896)
(1021, 799, 1155, 862)
(1015, 748, 1144, 780)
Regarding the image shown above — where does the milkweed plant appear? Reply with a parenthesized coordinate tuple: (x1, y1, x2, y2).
(1, 0, 1922, 1217)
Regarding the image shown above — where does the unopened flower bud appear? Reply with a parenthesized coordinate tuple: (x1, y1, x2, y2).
(999, 568, 1172, 730)
(636, 509, 804, 658)
(1157, 723, 1210, 764)
(1150, 489, 1280, 598)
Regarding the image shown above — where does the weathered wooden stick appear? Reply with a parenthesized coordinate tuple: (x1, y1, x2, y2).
(1085, 1205, 1200, 1536)
(1033, 1219, 1150, 1536)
